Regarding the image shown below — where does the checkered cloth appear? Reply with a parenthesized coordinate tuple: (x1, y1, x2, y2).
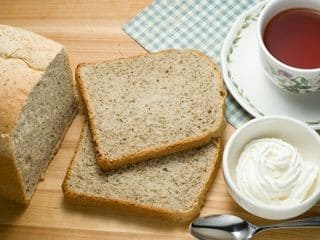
(123, 0, 266, 128)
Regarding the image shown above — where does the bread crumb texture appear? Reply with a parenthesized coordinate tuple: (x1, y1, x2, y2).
(67, 126, 219, 212)
(79, 50, 222, 160)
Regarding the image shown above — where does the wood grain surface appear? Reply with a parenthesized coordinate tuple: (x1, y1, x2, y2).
(0, 1, 319, 239)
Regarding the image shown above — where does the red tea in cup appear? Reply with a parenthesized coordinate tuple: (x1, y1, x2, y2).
(263, 8, 320, 69)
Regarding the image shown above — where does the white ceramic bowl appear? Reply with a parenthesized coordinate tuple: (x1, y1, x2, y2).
(257, 0, 320, 93)
(223, 116, 320, 220)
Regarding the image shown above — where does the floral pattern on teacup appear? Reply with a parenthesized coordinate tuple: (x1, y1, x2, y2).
(265, 61, 320, 93)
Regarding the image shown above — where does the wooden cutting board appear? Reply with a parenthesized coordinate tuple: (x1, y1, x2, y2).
(0, 1, 319, 239)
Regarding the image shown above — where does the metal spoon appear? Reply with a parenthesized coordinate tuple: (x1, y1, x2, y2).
(189, 214, 320, 240)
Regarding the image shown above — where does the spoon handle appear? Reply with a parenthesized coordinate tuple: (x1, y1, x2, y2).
(258, 216, 320, 232)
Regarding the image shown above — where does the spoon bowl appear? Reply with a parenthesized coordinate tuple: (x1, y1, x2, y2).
(189, 215, 256, 240)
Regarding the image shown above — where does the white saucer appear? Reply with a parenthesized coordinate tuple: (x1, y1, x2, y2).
(221, 1, 320, 130)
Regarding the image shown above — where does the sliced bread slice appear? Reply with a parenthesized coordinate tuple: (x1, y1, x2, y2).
(62, 124, 222, 222)
(76, 49, 226, 170)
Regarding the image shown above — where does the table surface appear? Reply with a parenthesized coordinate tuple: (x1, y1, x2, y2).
(0, 1, 319, 239)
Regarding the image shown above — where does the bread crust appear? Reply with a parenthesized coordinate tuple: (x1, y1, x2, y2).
(0, 134, 28, 204)
(62, 124, 222, 222)
(0, 24, 63, 134)
(75, 49, 226, 170)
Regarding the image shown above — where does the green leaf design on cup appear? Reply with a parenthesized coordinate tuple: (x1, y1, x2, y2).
(265, 62, 320, 93)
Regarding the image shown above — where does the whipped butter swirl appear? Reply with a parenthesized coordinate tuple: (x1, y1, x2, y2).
(236, 138, 318, 206)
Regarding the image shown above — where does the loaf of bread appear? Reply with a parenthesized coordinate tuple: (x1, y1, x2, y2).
(0, 25, 78, 204)
(76, 49, 226, 170)
(62, 124, 222, 222)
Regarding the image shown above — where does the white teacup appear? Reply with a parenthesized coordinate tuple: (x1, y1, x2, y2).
(257, 0, 320, 93)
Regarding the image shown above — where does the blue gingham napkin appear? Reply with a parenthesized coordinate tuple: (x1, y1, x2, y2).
(123, 0, 266, 128)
